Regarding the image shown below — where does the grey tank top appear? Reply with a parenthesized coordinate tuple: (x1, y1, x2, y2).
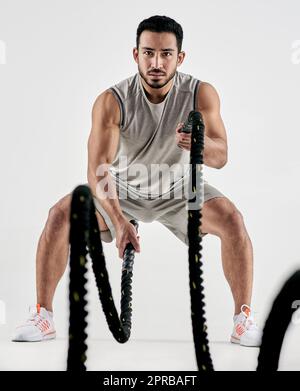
(108, 71, 201, 199)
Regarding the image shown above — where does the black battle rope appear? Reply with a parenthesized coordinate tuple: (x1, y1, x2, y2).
(67, 186, 138, 370)
(184, 111, 214, 371)
(256, 269, 300, 371)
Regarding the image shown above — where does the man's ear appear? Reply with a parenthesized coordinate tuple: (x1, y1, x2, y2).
(133, 47, 138, 63)
(177, 51, 186, 66)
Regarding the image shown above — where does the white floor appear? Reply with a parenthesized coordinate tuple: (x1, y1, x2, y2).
(0, 336, 299, 371)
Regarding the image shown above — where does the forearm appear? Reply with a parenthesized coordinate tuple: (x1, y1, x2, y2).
(203, 135, 227, 169)
(88, 168, 126, 229)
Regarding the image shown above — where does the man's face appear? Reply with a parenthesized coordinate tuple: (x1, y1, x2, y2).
(133, 31, 185, 89)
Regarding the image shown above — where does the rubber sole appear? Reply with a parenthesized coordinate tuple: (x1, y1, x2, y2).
(12, 331, 56, 342)
(230, 334, 261, 347)
(230, 335, 240, 344)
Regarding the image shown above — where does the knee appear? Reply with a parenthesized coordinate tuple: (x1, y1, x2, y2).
(46, 197, 70, 236)
(223, 208, 245, 239)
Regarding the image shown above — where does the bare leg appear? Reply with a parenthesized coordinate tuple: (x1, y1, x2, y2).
(36, 194, 109, 312)
(220, 223, 253, 316)
(201, 197, 253, 317)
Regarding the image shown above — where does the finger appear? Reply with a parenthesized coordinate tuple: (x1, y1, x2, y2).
(178, 143, 190, 150)
(180, 138, 190, 144)
(119, 241, 127, 258)
(132, 236, 141, 252)
(176, 123, 184, 133)
(180, 136, 191, 142)
(180, 134, 191, 141)
(179, 140, 191, 146)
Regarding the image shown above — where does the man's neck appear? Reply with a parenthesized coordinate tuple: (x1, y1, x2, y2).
(140, 76, 174, 104)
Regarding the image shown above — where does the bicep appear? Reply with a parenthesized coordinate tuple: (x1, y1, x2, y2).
(196, 82, 227, 146)
(87, 90, 121, 177)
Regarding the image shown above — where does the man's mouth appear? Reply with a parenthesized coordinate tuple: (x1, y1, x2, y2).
(149, 73, 164, 77)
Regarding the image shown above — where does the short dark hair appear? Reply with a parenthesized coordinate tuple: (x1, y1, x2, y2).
(136, 15, 183, 53)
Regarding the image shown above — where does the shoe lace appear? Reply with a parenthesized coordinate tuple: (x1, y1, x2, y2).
(27, 306, 47, 329)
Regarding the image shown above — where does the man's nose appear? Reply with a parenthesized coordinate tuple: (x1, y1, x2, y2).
(151, 53, 162, 68)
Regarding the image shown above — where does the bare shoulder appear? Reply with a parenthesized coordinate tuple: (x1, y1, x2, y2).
(196, 81, 221, 111)
(92, 89, 121, 127)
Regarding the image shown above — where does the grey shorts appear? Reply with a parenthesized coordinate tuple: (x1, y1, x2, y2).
(90, 180, 226, 246)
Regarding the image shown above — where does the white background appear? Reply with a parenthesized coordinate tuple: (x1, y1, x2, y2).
(0, 0, 300, 363)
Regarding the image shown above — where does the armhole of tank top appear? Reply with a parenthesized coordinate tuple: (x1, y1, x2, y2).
(193, 79, 201, 110)
(109, 87, 125, 130)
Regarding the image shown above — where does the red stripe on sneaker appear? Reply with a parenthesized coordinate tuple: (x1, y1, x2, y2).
(236, 324, 245, 336)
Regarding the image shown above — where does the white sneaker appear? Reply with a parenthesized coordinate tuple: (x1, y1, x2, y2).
(12, 304, 56, 342)
(230, 304, 262, 347)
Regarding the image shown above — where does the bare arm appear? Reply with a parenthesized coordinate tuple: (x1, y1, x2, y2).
(87, 90, 140, 258)
(176, 82, 228, 169)
(87, 89, 125, 228)
(197, 82, 228, 169)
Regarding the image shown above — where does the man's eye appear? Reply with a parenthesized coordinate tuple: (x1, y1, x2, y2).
(143, 51, 171, 56)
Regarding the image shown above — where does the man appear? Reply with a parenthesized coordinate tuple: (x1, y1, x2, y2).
(12, 15, 262, 347)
